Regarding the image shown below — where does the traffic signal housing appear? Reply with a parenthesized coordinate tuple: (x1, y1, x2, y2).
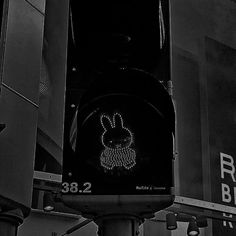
(62, 0, 174, 217)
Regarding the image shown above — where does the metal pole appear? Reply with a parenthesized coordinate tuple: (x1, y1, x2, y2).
(96, 215, 141, 236)
(0, 209, 24, 236)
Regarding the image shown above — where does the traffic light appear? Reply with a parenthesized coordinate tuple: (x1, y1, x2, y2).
(68, 0, 170, 76)
(62, 0, 174, 213)
(63, 68, 175, 195)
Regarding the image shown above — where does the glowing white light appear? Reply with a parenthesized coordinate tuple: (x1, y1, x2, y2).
(100, 112, 136, 170)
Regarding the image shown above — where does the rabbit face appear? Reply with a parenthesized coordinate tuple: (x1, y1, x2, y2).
(103, 127, 132, 149)
(100, 113, 133, 149)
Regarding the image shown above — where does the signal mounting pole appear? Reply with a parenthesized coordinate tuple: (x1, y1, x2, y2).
(95, 215, 141, 236)
(60, 212, 143, 236)
(61, 195, 173, 236)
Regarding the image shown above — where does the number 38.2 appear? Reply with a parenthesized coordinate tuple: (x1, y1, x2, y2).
(61, 182, 92, 193)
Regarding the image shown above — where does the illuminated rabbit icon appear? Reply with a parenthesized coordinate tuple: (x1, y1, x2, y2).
(100, 112, 136, 170)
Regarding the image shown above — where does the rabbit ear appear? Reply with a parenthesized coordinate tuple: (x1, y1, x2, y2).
(113, 113, 123, 128)
(100, 115, 113, 130)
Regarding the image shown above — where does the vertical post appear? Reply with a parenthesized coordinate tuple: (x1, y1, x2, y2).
(0, 209, 24, 236)
(96, 215, 141, 236)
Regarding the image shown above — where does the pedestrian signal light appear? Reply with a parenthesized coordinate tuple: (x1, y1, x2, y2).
(62, 68, 175, 196)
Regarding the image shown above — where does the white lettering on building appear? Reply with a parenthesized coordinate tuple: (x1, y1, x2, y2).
(223, 213, 233, 229)
(221, 183, 231, 203)
(220, 152, 236, 182)
(220, 152, 236, 228)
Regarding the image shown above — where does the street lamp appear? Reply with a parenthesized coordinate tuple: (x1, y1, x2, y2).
(166, 213, 177, 230)
(187, 219, 200, 236)
(166, 213, 207, 235)
(43, 192, 55, 212)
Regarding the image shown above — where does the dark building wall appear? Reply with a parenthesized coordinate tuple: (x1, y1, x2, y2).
(171, 0, 236, 199)
(171, 0, 236, 235)
(0, 0, 45, 212)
